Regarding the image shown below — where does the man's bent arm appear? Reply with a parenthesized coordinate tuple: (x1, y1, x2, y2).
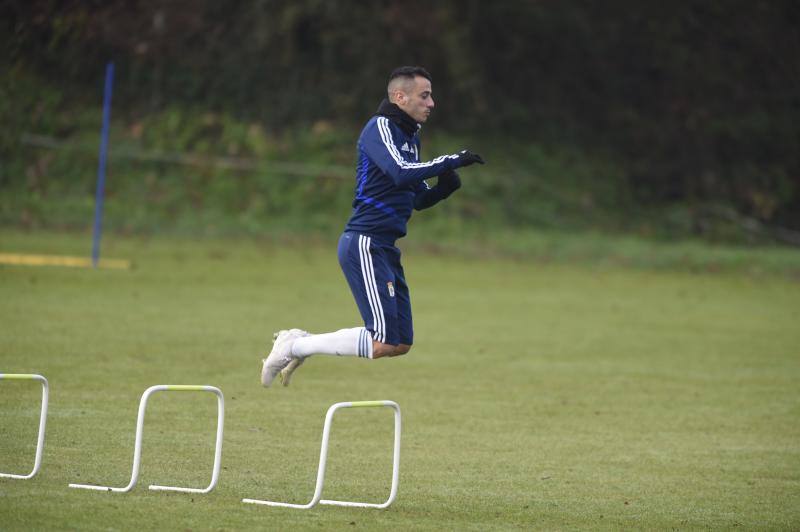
(360, 117, 461, 187)
(413, 169, 461, 210)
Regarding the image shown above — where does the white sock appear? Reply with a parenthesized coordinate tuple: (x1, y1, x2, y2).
(291, 327, 373, 359)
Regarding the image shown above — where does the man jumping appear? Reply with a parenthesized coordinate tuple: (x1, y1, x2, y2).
(261, 66, 484, 387)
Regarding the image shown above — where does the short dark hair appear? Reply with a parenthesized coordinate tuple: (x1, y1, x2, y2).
(389, 66, 432, 83)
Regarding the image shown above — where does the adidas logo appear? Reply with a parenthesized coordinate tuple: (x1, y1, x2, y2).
(401, 142, 412, 152)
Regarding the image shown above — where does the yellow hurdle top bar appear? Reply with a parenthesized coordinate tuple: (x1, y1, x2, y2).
(348, 400, 393, 408)
(165, 385, 210, 391)
(0, 373, 42, 380)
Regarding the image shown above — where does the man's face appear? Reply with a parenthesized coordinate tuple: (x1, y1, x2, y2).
(396, 76, 435, 124)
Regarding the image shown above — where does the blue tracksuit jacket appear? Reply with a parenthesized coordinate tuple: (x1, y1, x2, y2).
(344, 112, 463, 244)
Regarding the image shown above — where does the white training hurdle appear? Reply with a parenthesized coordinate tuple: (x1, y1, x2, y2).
(69, 385, 225, 494)
(2, 379, 402, 508)
(0, 373, 49, 480)
(242, 400, 401, 509)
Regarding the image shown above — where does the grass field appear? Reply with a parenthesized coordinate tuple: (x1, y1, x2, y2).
(1, 229, 799, 530)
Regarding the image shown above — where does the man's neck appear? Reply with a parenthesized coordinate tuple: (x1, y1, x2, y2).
(375, 99, 419, 136)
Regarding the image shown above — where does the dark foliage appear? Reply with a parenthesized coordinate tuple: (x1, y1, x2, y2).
(3, 0, 799, 229)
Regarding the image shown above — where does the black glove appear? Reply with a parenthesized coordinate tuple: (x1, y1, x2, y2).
(437, 169, 461, 194)
(456, 149, 485, 168)
(414, 169, 462, 210)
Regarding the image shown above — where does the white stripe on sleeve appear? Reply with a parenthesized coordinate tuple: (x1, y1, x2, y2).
(376, 117, 458, 170)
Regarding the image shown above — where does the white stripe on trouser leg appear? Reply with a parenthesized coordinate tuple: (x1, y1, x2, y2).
(364, 237, 386, 343)
(358, 235, 384, 343)
(357, 235, 378, 341)
(358, 235, 385, 343)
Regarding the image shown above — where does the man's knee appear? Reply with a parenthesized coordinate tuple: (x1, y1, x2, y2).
(372, 341, 412, 358)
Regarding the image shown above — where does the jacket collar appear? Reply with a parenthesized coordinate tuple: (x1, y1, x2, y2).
(375, 99, 419, 137)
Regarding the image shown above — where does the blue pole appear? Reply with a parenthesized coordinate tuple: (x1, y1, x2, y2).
(92, 62, 114, 268)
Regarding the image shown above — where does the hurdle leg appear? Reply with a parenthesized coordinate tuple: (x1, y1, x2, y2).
(0, 374, 49, 480)
(69, 385, 224, 494)
(242, 400, 401, 509)
(148, 385, 225, 494)
(320, 401, 401, 509)
(69, 385, 158, 492)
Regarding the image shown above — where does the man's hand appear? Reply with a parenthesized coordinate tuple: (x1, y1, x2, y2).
(456, 150, 485, 168)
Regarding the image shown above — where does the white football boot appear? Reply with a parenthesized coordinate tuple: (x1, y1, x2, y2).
(261, 329, 309, 387)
